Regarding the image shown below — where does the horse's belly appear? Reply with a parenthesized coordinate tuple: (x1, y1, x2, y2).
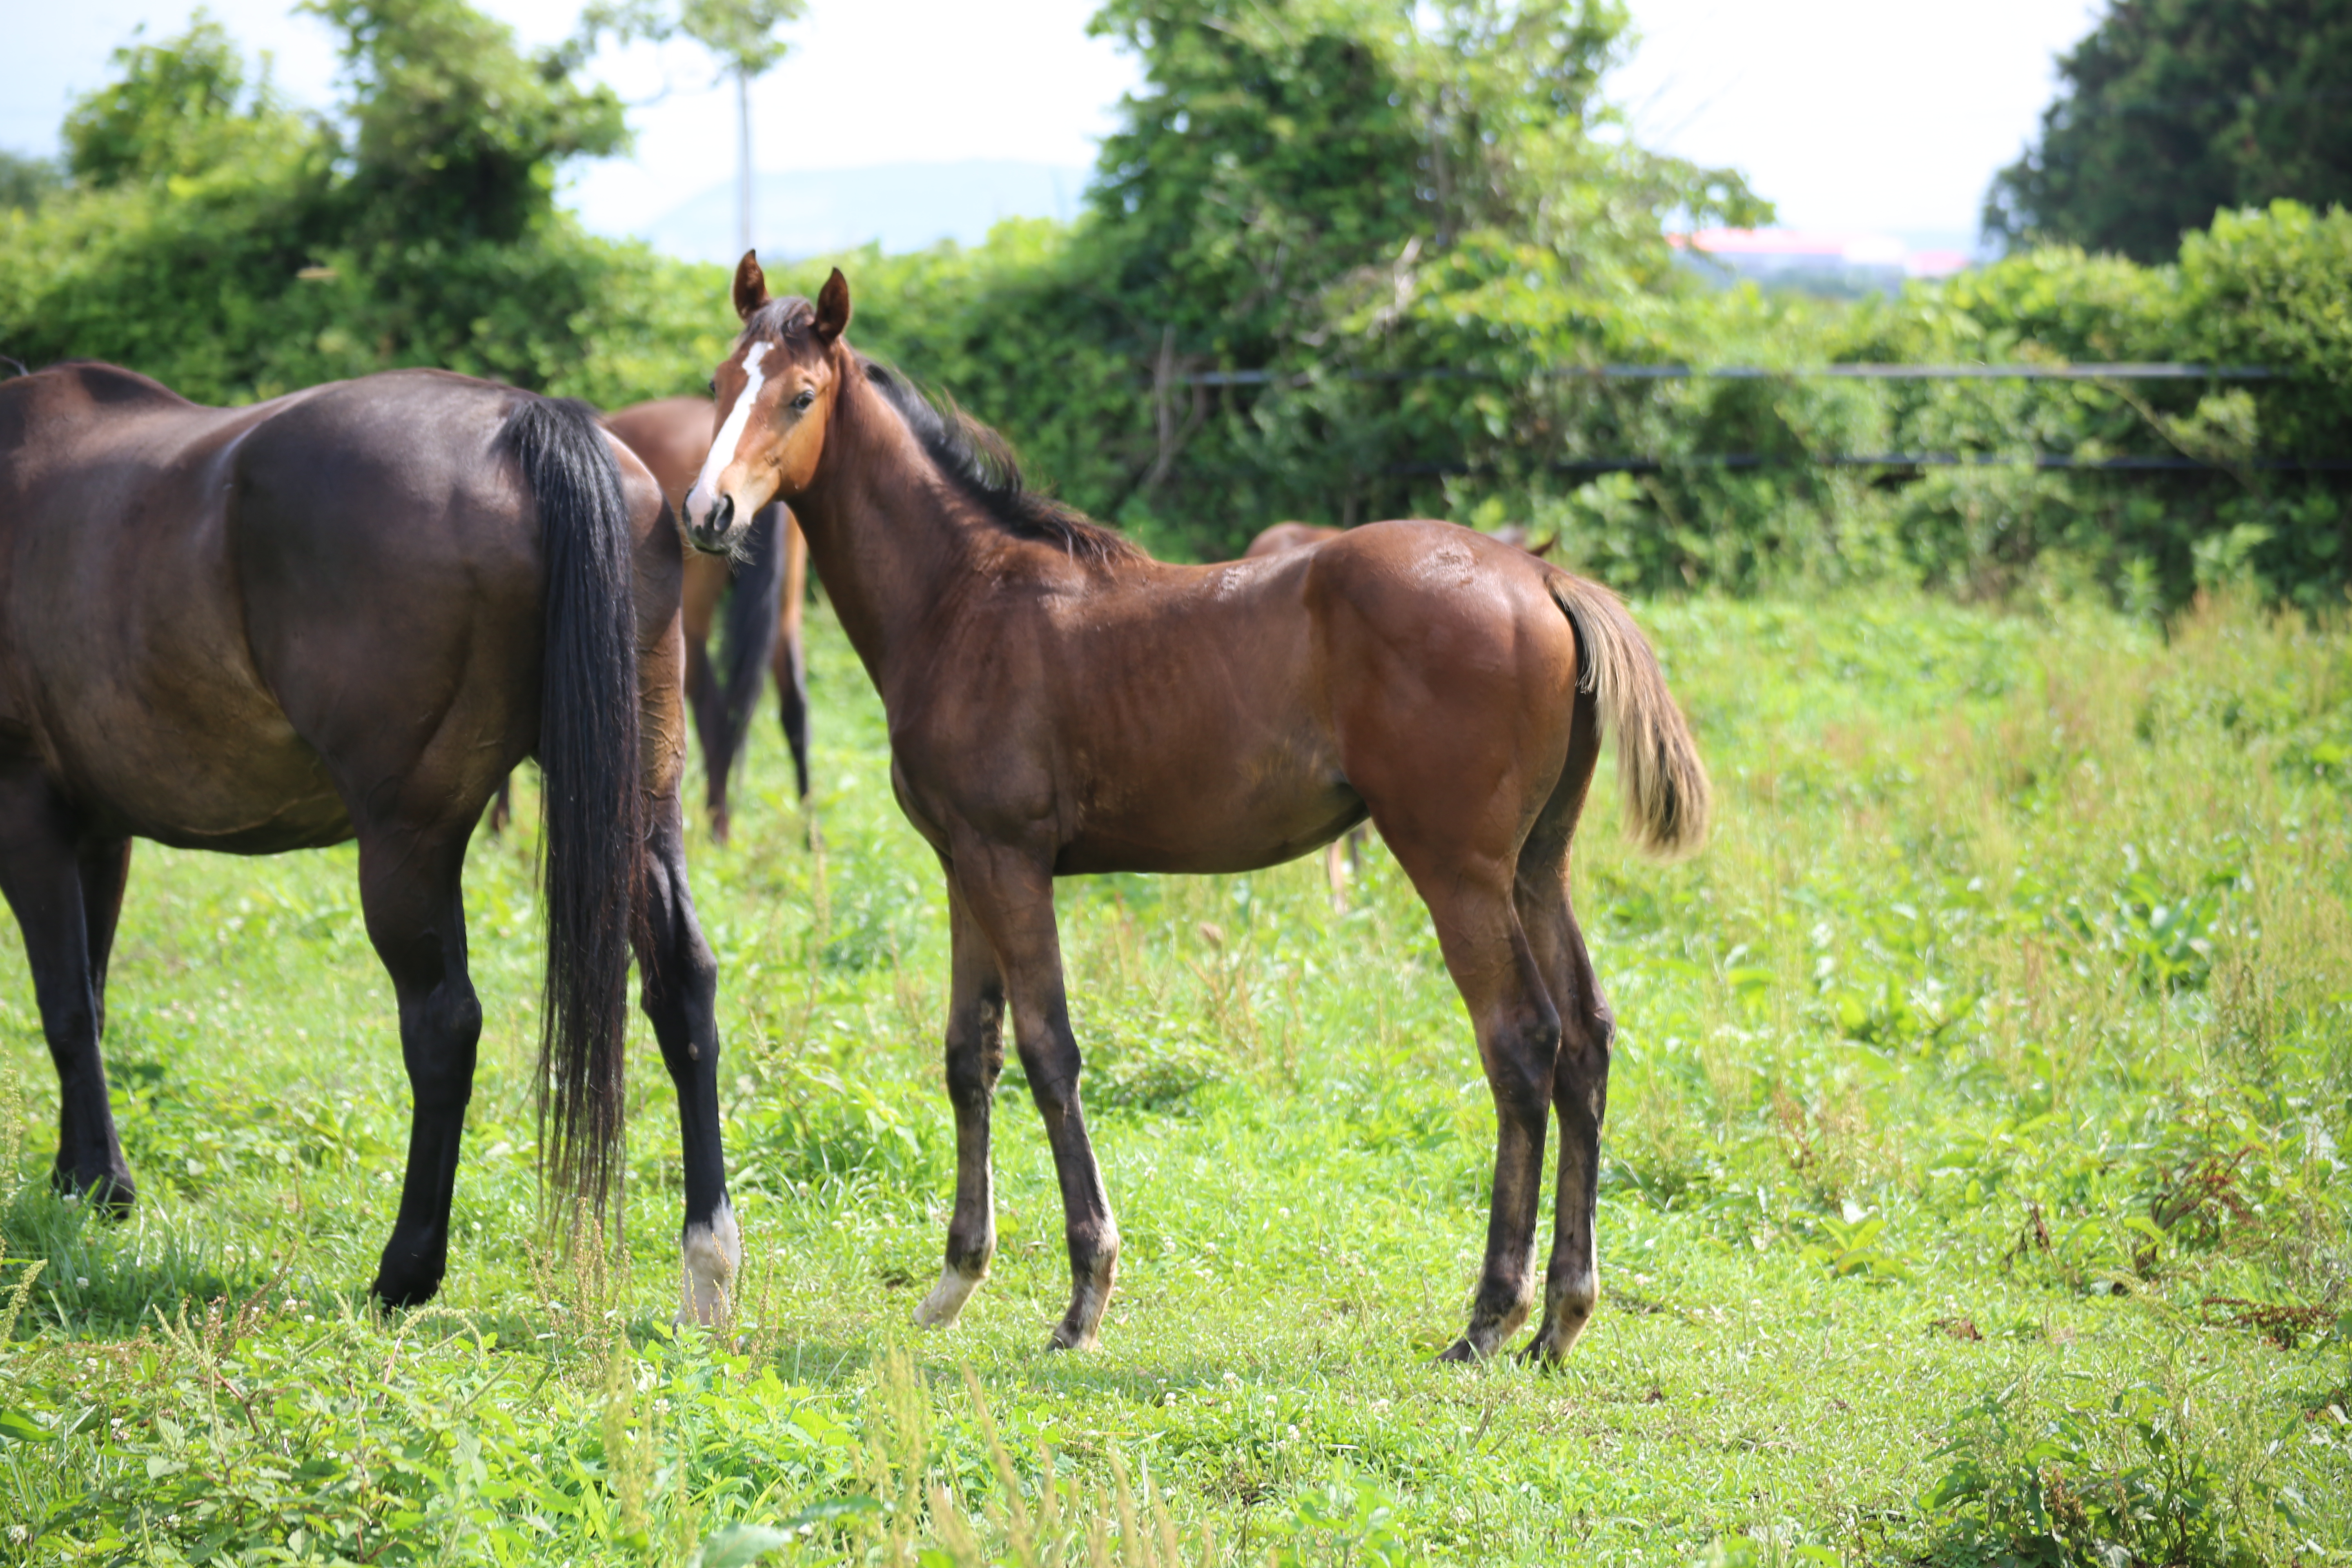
(54, 681, 354, 851)
(1055, 742, 1361, 876)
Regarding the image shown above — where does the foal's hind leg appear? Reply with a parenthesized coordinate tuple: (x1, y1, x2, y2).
(914, 880, 1006, 1330)
(0, 764, 135, 1209)
(1389, 846, 1563, 1362)
(1521, 880, 1612, 1363)
(357, 824, 483, 1309)
(1518, 701, 1610, 1363)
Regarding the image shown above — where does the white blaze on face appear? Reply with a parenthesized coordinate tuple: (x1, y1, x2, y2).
(684, 341, 771, 525)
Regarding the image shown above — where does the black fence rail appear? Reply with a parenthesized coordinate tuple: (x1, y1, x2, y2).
(1180, 362, 2279, 388)
(1161, 361, 2327, 479)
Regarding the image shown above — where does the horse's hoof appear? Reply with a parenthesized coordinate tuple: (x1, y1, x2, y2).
(53, 1164, 136, 1219)
(1434, 1337, 1485, 1365)
(1047, 1323, 1100, 1353)
(368, 1259, 445, 1312)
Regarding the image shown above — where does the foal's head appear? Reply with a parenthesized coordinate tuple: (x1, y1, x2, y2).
(681, 253, 852, 553)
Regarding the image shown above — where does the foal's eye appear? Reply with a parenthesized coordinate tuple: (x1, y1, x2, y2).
(791, 389, 816, 412)
(707, 379, 716, 396)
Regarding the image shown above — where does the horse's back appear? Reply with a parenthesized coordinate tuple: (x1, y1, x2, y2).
(1241, 521, 1343, 559)
(0, 365, 643, 848)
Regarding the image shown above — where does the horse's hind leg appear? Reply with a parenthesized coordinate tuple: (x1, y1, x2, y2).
(684, 631, 732, 839)
(357, 823, 482, 1309)
(776, 631, 811, 804)
(0, 764, 135, 1210)
(775, 520, 812, 802)
(634, 788, 739, 1326)
(915, 879, 1007, 1330)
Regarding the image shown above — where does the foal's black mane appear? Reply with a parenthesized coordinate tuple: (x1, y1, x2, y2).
(745, 295, 1140, 568)
(864, 361, 1141, 567)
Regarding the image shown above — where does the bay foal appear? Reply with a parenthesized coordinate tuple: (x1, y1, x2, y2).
(691, 259, 1709, 1361)
(0, 364, 747, 1322)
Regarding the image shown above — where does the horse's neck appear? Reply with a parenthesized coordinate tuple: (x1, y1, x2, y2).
(793, 381, 978, 689)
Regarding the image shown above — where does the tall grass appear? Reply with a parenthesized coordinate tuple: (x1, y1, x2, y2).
(0, 589, 2345, 1564)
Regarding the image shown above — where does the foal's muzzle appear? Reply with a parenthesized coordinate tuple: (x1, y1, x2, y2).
(686, 493, 735, 555)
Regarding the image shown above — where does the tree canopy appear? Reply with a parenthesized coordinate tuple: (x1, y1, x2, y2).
(1984, 0, 2352, 261)
(0, 0, 717, 406)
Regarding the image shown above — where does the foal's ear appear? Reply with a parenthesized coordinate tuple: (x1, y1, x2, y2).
(814, 267, 852, 343)
(733, 251, 770, 321)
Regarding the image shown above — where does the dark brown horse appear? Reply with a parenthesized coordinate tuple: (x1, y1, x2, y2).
(687, 258, 1708, 1363)
(0, 362, 748, 1322)
(605, 396, 813, 831)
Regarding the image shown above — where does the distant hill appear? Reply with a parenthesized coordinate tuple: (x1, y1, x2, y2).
(640, 160, 1093, 263)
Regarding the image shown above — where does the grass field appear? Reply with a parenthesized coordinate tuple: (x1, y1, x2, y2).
(1, 588, 2347, 1566)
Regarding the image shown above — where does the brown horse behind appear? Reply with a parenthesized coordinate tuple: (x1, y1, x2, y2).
(605, 397, 813, 832)
(689, 259, 1708, 1362)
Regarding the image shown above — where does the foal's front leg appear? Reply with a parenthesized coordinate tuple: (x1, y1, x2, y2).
(914, 880, 1006, 1329)
(949, 845, 1119, 1351)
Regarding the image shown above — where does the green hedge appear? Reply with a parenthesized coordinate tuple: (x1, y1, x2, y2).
(3, 0, 2341, 610)
(765, 201, 2348, 608)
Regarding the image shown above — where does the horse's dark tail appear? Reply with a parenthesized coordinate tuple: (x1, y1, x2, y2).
(501, 396, 643, 1224)
(712, 504, 786, 795)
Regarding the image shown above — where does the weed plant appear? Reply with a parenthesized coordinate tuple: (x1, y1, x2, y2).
(0, 590, 2347, 1564)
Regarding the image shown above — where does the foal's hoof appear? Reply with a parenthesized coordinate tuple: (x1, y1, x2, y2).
(913, 1265, 983, 1330)
(1047, 1321, 1101, 1353)
(1434, 1337, 1486, 1365)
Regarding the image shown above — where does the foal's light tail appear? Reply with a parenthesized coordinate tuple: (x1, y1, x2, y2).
(1546, 572, 1711, 858)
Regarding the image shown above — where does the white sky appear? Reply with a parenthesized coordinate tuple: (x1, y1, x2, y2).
(2, 0, 2109, 246)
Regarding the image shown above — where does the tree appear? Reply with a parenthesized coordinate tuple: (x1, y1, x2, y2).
(683, 0, 802, 258)
(1984, 0, 2352, 262)
(580, 0, 804, 257)
(0, 0, 715, 406)
(0, 151, 65, 215)
(1057, 0, 1766, 543)
(61, 11, 313, 188)
(310, 0, 630, 244)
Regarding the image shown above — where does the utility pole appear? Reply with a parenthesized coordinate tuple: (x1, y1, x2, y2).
(737, 63, 753, 257)
(576, 0, 799, 257)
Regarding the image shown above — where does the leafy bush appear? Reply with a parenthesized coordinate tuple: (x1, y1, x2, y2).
(1922, 1381, 2284, 1568)
(0, 1, 724, 410)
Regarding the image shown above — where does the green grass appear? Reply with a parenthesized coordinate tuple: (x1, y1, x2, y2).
(1, 589, 2347, 1566)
